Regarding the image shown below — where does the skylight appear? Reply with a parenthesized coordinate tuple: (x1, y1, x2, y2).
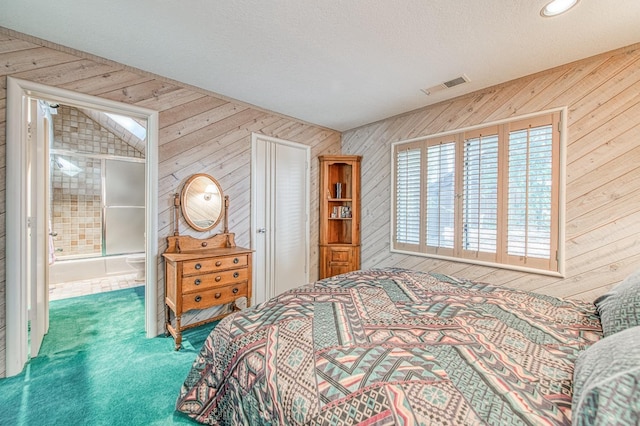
(105, 113, 147, 140)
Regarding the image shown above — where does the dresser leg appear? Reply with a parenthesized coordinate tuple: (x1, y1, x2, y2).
(164, 305, 171, 337)
(175, 316, 182, 351)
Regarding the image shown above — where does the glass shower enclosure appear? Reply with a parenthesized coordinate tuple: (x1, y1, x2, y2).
(50, 153, 145, 259)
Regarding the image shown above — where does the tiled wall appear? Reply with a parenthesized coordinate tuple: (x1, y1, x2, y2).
(51, 156, 102, 257)
(53, 106, 144, 157)
(50, 105, 144, 258)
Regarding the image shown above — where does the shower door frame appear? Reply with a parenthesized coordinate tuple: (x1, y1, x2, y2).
(5, 77, 159, 377)
(49, 151, 147, 259)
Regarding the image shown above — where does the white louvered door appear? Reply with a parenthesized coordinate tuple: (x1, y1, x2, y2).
(252, 135, 309, 305)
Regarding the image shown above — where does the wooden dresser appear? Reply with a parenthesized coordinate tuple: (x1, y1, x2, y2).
(163, 233, 252, 350)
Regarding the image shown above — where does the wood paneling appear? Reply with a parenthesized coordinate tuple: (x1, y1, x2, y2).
(0, 28, 341, 377)
(343, 42, 640, 303)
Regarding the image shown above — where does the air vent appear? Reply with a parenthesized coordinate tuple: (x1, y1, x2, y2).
(443, 76, 468, 88)
(421, 74, 470, 95)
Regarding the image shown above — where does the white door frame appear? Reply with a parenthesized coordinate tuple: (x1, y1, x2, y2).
(28, 98, 50, 357)
(5, 77, 159, 377)
(250, 133, 310, 304)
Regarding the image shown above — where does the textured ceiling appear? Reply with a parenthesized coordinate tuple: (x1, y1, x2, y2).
(2, 0, 640, 131)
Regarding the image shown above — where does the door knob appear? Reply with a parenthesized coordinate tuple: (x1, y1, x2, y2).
(257, 228, 266, 234)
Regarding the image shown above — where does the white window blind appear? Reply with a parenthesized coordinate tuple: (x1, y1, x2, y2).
(392, 110, 561, 274)
(395, 147, 421, 245)
(507, 124, 553, 259)
(425, 142, 456, 250)
(463, 133, 498, 255)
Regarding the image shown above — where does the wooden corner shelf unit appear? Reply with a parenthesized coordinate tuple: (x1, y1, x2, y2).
(319, 155, 361, 279)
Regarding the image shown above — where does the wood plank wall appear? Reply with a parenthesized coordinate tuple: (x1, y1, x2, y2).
(343, 42, 640, 303)
(0, 27, 341, 377)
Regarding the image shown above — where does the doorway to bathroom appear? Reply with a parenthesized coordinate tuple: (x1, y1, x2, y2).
(46, 103, 146, 301)
(6, 77, 159, 377)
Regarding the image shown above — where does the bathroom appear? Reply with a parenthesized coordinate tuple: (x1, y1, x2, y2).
(46, 103, 147, 300)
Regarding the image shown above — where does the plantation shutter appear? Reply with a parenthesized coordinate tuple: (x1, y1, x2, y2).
(392, 110, 561, 274)
(506, 114, 558, 269)
(395, 145, 421, 247)
(462, 130, 499, 260)
(425, 140, 456, 254)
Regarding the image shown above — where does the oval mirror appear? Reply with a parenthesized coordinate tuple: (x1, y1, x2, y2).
(180, 173, 224, 232)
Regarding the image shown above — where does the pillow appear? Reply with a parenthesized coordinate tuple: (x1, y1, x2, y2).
(572, 325, 640, 426)
(594, 268, 640, 337)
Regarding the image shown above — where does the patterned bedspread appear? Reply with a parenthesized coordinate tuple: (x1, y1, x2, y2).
(176, 268, 602, 425)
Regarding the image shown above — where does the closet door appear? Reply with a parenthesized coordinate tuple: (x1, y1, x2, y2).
(252, 135, 309, 305)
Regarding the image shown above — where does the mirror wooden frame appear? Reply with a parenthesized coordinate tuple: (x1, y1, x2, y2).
(180, 173, 224, 232)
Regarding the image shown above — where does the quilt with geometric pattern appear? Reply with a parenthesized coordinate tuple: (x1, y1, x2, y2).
(176, 268, 602, 425)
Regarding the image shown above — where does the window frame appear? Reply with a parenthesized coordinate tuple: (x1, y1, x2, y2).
(390, 108, 566, 277)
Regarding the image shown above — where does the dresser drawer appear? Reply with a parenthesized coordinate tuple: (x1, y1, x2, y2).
(182, 282, 248, 312)
(182, 254, 249, 275)
(182, 268, 249, 293)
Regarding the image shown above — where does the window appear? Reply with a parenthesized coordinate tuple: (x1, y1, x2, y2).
(392, 111, 563, 274)
(105, 113, 147, 140)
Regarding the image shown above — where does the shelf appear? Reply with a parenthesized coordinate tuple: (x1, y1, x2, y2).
(319, 155, 361, 279)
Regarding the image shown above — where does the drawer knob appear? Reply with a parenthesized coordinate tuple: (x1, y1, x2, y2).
(233, 258, 239, 264)
(194, 279, 201, 285)
(194, 295, 202, 303)
(195, 263, 202, 270)
(215, 276, 222, 282)
(215, 261, 222, 267)
(214, 293, 222, 299)
(232, 287, 239, 294)
(233, 272, 239, 278)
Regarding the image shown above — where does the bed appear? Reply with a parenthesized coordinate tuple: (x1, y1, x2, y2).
(176, 267, 639, 425)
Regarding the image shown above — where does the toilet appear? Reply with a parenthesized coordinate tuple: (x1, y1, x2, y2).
(126, 253, 146, 282)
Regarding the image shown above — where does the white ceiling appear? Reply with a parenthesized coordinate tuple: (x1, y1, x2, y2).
(3, 1, 640, 131)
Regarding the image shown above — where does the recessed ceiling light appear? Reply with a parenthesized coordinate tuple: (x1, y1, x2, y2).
(540, 0, 580, 17)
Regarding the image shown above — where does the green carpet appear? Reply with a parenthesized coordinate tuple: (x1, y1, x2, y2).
(0, 286, 216, 425)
